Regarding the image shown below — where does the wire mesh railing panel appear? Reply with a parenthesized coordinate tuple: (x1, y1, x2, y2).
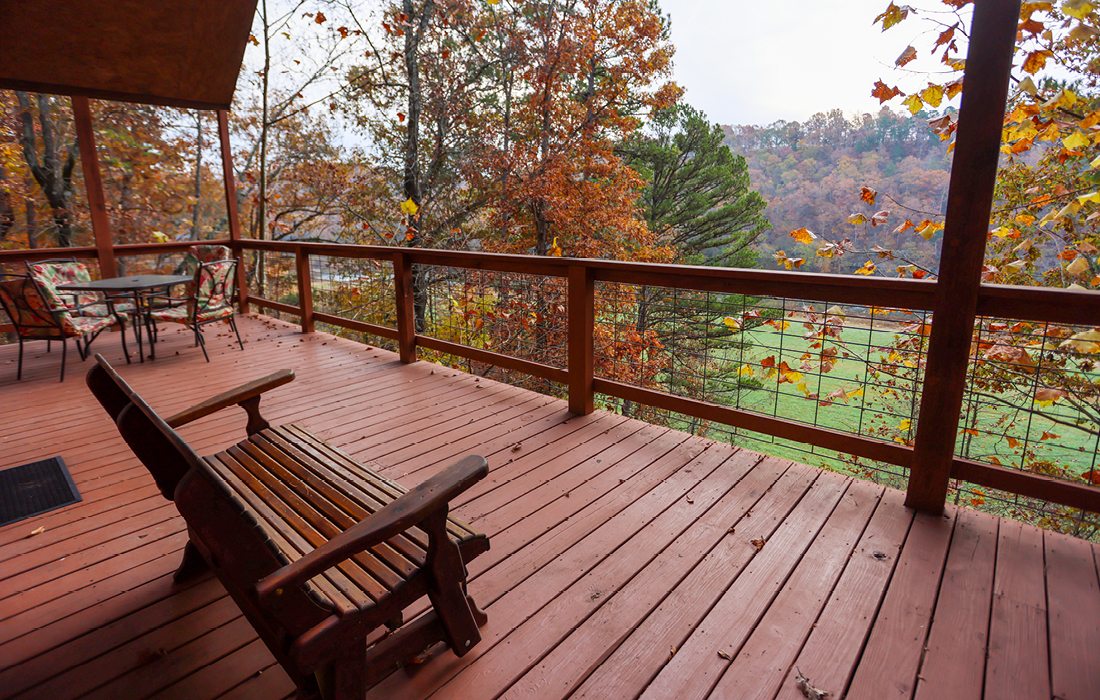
(244, 249, 298, 322)
(951, 317, 1100, 535)
(594, 281, 931, 487)
(418, 266, 567, 392)
(311, 254, 397, 348)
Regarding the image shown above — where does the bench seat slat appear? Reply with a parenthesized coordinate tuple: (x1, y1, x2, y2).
(277, 425, 480, 540)
(232, 440, 416, 587)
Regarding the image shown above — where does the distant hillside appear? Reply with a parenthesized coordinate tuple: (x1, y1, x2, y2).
(723, 108, 952, 273)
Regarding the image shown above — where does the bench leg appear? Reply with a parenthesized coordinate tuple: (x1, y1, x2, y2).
(319, 642, 366, 700)
(173, 540, 210, 583)
(424, 511, 482, 656)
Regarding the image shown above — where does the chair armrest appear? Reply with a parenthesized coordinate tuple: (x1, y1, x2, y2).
(254, 454, 488, 605)
(165, 369, 295, 429)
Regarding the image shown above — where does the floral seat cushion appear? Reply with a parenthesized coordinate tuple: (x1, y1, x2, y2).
(149, 304, 234, 324)
(79, 301, 137, 317)
(70, 314, 121, 336)
(29, 261, 99, 310)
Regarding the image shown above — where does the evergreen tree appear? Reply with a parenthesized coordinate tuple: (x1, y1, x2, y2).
(614, 104, 770, 418)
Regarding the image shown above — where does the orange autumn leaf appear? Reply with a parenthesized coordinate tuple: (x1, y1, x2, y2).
(1021, 49, 1053, 74)
(1040, 431, 1060, 441)
(760, 355, 776, 369)
(790, 227, 817, 244)
(1007, 437, 1021, 449)
(860, 186, 878, 206)
(314, 10, 327, 24)
(895, 45, 918, 68)
(871, 81, 902, 104)
(962, 428, 980, 437)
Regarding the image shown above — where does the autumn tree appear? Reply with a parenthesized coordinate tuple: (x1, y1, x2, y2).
(770, 1, 1100, 533)
(480, 0, 680, 259)
(12, 92, 79, 246)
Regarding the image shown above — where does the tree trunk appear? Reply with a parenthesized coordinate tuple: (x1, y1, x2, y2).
(15, 92, 76, 247)
(191, 112, 203, 240)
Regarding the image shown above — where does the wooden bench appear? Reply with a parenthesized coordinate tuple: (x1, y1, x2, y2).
(86, 355, 490, 699)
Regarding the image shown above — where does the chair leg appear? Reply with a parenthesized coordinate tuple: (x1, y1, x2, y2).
(16, 337, 23, 380)
(195, 325, 210, 362)
(59, 338, 67, 382)
(173, 540, 209, 583)
(46, 339, 51, 353)
(120, 321, 131, 364)
(229, 316, 244, 350)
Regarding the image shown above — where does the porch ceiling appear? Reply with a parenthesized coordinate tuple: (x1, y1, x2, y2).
(0, 0, 257, 109)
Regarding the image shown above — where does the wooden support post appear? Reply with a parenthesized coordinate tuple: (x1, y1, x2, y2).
(568, 264, 595, 415)
(393, 252, 417, 363)
(218, 110, 249, 313)
(905, 0, 1021, 513)
(71, 96, 116, 278)
(295, 247, 314, 333)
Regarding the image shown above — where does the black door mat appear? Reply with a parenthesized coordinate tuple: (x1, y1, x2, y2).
(0, 457, 82, 527)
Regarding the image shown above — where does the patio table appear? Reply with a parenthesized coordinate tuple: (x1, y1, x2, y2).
(57, 274, 192, 363)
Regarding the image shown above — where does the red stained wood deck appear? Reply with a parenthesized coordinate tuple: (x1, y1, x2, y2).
(0, 315, 1097, 700)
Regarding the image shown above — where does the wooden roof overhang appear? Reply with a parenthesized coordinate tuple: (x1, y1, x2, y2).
(0, 0, 258, 110)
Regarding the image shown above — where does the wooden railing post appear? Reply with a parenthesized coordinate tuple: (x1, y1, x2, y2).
(905, 0, 1021, 513)
(295, 247, 314, 333)
(218, 110, 249, 314)
(393, 251, 417, 363)
(567, 264, 595, 415)
(71, 96, 117, 278)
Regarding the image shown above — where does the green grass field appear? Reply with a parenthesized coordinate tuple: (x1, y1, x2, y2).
(662, 321, 1098, 503)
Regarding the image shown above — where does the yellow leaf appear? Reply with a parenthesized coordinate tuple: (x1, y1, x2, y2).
(1062, 0, 1094, 19)
(1014, 213, 1036, 226)
(548, 236, 563, 257)
(902, 93, 923, 115)
(915, 219, 944, 240)
(399, 197, 419, 216)
(816, 243, 837, 258)
(898, 419, 912, 431)
(846, 387, 864, 399)
(722, 316, 742, 331)
(1077, 191, 1100, 205)
(150, 231, 169, 243)
(847, 213, 868, 225)
(1059, 328, 1100, 353)
(991, 226, 1017, 239)
(855, 260, 876, 276)
(1017, 76, 1038, 95)
(920, 84, 944, 108)
(790, 227, 817, 244)
(875, 2, 911, 30)
(1066, 255, 1090, 276)
(738, 364, 755, 377)
(1063, 131, 1090, 150)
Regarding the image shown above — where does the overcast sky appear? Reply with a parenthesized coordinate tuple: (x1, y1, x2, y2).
(659, 0, 930, 126)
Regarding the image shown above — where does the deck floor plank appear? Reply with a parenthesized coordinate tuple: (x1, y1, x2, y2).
(0, 314, 1091, 700)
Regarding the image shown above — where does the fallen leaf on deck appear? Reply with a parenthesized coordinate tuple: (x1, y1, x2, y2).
(795, 667, 831, 699)
(717, 650, 732, 660)
(28, 526, 46, 537)
(750, 537, 766, 551)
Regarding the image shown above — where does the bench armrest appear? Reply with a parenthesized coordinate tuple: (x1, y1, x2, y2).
(254, 454, 488, 605)
(165, 369, 295, 431)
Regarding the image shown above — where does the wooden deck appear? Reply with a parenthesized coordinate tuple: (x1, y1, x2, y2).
(0, 315, 1097, 700)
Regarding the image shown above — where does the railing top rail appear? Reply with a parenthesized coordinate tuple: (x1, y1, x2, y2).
(231, 238, 1100, 324)
(0, 239, 233, 265)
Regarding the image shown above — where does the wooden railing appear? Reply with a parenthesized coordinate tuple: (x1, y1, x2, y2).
(229, 237, 1100, 516)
